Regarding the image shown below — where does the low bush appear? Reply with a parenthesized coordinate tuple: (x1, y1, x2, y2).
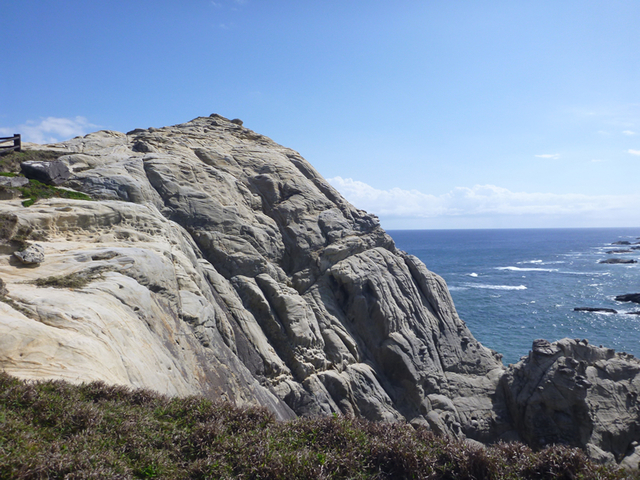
(0, 373, 629, 479)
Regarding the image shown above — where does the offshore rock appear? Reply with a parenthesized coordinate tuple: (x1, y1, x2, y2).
(616, 293, 640, 305)
(574, 307, 618, 314)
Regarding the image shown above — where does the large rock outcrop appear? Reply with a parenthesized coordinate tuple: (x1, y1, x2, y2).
(500, 338, 640, 467)
(1, 115, 640, 466)
(0, 115, 503, 435)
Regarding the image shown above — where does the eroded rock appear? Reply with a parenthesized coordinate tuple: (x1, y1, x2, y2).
(501, 338, 640, 465)
(13, 244, 45, 265)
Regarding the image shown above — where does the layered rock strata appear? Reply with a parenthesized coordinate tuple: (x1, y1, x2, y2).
(1, 115, 639, 465)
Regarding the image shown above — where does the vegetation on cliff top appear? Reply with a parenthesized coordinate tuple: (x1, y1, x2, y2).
(0, 150, 62, 174)
(0, 150, 90, 207)
(0, 373, 627, 479)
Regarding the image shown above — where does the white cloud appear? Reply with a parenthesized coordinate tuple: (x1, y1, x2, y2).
(0, 116, 97, 144)
(535, 154, 560, 159)
(629, 149, 640, 156)
(623, 130, 637, 136)
(327, 177, 640, 220)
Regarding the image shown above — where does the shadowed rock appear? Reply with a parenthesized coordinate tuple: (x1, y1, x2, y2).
(21, 160, 70, 185)
(599, 258, 637, 264)
(574, 307, 617, 314)
(616, 293, 640, 304)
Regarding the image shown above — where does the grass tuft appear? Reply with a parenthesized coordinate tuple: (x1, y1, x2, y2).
(0, 373, 629, 479)
(18, 179, 91, 207)
(30, 272, 95, 290)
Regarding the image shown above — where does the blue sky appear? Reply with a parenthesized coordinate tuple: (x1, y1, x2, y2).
(2, 1, 639, 229)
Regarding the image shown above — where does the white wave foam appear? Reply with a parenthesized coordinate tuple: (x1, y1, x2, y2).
(464, 283, 527, 291)
(496, 266, 559, 272)
(467, 272, 478, 277)
(518, 260, 543, 264)
(448, 286, 469, 292)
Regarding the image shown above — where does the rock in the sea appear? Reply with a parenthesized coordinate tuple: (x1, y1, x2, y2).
(574, 307, 618, 314)
(21, 160, 70, 185)
(13, 244, 45, 265)
(599, 258, 637, 264)
(616, 293, 640, 304)
(607, 249, 634, 254)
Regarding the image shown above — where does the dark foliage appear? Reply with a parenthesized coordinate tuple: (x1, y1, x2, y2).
(0, 373, 630, 479)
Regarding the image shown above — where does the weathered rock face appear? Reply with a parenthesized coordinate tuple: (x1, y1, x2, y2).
(500, 338, 640, 465)
(0, 115, 503, 435)
(2, 115, 640, 466)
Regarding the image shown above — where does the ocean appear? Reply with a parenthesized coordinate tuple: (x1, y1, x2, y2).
(388, 228, 640, 365)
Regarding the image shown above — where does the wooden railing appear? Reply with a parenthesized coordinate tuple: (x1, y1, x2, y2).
(0, 134, 21, 153)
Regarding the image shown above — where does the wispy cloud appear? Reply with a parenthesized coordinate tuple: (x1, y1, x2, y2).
(535, 154, 560, 159)
(327, 177, 640, 219)
(629, 149, 640, 156)
(0, 116, 97, 144)
(623, 130, 637, 136)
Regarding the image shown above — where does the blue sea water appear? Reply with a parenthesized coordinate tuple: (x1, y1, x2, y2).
(388, 228, 640, 365)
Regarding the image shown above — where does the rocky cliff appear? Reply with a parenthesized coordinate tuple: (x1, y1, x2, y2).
(1, 115, 639, 466)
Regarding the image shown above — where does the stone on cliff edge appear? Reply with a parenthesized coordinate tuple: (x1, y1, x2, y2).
(0, 176, 29, 188)
(21, 160, 70, 185)
(0, 115, 502, 437)
(13, 244, 45, 265)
